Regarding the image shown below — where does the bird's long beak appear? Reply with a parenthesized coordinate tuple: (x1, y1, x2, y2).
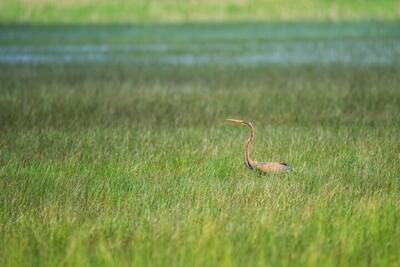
(226, 119, 245, 124)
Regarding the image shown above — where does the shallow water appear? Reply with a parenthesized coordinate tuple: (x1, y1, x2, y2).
(1, 23, 399, 65)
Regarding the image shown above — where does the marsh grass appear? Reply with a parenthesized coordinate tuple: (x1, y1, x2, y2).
(1, 62, 400, 266)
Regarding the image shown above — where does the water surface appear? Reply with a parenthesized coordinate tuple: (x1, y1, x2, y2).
(1, 22, 399, 65)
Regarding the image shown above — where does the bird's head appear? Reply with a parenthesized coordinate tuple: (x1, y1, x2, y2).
(226, 119, 252, 127)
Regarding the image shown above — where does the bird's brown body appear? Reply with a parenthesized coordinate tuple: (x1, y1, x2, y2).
(250, 161, 290, 173)
(227, 119, 290, 173)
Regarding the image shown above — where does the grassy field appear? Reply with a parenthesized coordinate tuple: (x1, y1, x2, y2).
(1, 22, 400, 266)
(1, 0, 400, 23)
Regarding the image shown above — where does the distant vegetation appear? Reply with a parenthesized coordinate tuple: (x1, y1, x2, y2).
(0, 0, 400, 23)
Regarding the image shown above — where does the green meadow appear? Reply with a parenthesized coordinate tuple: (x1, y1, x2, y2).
(1, 9, 400, 267)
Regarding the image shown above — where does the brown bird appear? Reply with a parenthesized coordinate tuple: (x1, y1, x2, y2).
(227, 119, 290, 173)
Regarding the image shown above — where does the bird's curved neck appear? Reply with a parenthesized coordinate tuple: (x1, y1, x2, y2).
(244, 122, 255, 169)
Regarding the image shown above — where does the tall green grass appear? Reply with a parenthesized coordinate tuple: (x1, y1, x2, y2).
(1, 63, 400, 266)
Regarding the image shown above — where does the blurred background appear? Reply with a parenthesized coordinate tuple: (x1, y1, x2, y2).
(1, 0, 400, 127)
(1, 1, 400, 66)
(1, 0, 400, 22)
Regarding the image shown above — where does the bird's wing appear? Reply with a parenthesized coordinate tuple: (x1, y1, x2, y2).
(255, 162, 290, 172)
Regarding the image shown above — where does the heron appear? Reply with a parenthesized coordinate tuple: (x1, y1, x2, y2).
(226, 119, 290, 173)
